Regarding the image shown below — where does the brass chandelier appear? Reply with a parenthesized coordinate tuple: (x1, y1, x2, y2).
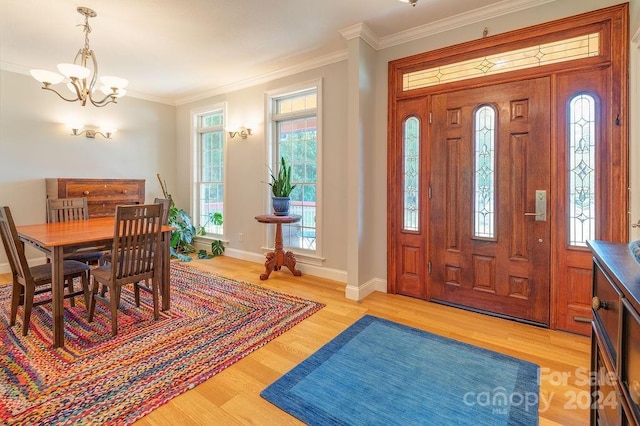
(30, 7, 128, 107)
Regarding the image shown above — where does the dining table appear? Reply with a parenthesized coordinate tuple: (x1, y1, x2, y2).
(16, 217, 173, 348)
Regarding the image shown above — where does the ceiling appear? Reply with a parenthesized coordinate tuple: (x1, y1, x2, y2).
(0, 0, 550, 105)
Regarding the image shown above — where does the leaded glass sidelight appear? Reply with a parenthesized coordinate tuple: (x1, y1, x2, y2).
(474, 106, 496, 239)
(568, 94, 596, 246)
(403, 117, 420, 231)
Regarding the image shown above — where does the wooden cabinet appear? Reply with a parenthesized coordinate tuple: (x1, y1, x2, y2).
(46, 178, 145, 218)
(588, 240, 640, 425)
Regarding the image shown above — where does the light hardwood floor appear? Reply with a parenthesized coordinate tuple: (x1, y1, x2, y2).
(1, 256, 591, 425)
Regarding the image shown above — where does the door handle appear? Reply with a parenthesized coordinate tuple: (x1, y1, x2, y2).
(524, 190, 547, 222)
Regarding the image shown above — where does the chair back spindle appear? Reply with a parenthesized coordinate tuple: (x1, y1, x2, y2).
(112, 204, 163, 284)
(47, 198, 89, 223)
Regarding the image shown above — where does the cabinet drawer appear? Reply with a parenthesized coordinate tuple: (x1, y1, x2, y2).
(593, 260, 622, 366)
(87, 202, 135, 218)
(66, 183, 142, 202)
(593, 340, 621, 425)
(622, 298, 640, 424)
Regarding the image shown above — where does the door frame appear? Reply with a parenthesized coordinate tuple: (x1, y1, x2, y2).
(387, 4, 628, 330)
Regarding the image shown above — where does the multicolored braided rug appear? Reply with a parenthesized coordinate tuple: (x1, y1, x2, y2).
(0, 262, 323, 424)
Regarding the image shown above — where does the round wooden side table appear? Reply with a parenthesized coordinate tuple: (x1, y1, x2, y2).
(254, 214, 302, 280)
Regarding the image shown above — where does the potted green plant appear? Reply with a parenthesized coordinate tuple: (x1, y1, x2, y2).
(157, 174, 225, 261)
(268, 156, 296, 216)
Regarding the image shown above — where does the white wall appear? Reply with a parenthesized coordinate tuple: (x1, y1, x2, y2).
(0, 70, 177, 267)
(2, 0, 637, 292)
(175, 62, 350, 279)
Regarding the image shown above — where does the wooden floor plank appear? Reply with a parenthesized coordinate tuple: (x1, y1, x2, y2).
(0, 255, 590, 424)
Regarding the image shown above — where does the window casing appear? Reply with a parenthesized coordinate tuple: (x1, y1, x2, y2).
(268, 83, 321, 255)
(193, 106, 225, 236)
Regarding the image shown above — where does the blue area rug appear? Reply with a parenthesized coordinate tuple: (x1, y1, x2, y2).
(261, 315, 539, 425)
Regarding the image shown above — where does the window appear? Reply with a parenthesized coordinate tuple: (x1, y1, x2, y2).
(269, 83, 320, 253)
(473, 105, 496, 239)
(193, 106, 225, 236)
(403, 116, 420, 232)
(568, 94, 596, 246)
(403, 33, 600, 91)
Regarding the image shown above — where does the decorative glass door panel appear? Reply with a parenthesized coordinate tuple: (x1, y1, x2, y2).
(429, 78, 551, 325)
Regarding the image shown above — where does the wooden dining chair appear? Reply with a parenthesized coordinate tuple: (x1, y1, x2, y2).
(154, 197, 171, 226)
(47, 197, 105, 267)
(0, 206, 91, 336)
(132, 198, 171, 307)
(47, 197, 89, 223)
(88, 204, 164, 336)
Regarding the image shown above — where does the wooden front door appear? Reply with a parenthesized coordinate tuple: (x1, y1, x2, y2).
(387, 5, 628, 335)
(429, 78, 551, 325)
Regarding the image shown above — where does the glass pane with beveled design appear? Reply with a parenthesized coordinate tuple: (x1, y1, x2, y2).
(568, 94, 596, 246)
(474, 106, 496, 239)
(403, 33, 600, 91)
(403, 117, 420, 231)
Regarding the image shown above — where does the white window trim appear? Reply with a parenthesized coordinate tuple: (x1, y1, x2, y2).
(190, 102, 228, 239)
(265, 78, 323, 260)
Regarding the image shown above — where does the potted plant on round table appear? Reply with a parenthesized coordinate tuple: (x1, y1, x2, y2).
(268, 157, 296, 216)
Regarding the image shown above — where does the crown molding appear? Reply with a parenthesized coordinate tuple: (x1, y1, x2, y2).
(173, 50, 347, 105)
(339, 22, 380, 50)
(379, 0, 555, 49)
(336, 0, 554, 51)
(2, 51, 348, 107)
(0, 61, 26, 74)
(3, 0, 556, 106)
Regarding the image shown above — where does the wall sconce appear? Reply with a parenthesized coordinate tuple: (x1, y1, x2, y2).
(70, 126, 116, 139)
(228, 127, 252, 139)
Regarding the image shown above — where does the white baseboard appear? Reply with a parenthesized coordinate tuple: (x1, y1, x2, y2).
(224, 248, 350, 283)
(214, 246, 389, 302)
(346, 277, 387, 301)
(1, 249, 388, 302)
(193, 241, 349, 284)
